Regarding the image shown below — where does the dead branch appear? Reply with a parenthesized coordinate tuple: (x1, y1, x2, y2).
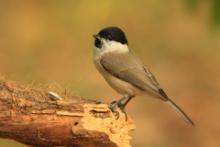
(0, 76, 135, 147)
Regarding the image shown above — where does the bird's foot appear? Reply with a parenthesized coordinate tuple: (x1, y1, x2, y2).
(108, 100, 128, 120)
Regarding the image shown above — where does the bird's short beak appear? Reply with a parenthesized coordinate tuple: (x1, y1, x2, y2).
(93, 34, 98, 39)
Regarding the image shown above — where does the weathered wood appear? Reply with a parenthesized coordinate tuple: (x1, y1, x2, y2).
(0, 76, 135, 147)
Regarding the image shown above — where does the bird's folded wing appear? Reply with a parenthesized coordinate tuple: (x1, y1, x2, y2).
(100, 52, 166, 99)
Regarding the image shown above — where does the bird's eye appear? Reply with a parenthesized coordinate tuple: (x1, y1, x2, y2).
(108, 35, 113, 40)
(94, 38, 102, 48)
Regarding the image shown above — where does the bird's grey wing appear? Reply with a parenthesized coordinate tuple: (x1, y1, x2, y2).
(100, 52, 167, 100)
(100, 52, 196, 125)
(101, 52, 194, 125)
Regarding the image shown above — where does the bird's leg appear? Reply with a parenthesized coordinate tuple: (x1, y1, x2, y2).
(117, 95, 134, 120)
(109, 95, 134, 120)
(109, 100, 120, 119)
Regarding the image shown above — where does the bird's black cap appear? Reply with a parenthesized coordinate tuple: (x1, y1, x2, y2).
(96, 26, 128, 44)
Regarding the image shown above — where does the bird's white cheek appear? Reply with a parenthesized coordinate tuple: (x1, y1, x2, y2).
(104, 41, 129, 53)
(93, 47, 102, 57)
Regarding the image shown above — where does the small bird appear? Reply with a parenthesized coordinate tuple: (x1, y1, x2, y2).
(93, 26, 194, 125)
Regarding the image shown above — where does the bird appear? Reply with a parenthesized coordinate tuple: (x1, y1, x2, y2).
(93, 26, 194, 125)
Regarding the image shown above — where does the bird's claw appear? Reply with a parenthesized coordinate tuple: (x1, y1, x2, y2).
(109, 100, 128, 120)
(109, 101, 119, 119)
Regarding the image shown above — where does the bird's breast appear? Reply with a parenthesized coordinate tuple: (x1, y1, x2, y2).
(93, 57, 141, 96)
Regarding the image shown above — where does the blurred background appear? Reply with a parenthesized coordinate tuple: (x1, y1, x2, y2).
(0, 0, 220, 146)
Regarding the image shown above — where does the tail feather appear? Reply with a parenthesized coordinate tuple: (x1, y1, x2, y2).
(158, 88, 194, 126)
(166, 98, 194, 126)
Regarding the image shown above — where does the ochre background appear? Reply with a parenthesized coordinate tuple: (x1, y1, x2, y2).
(0, 1, 220, 147)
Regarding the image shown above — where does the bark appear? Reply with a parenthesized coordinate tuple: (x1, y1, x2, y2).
(0, 76, 135, 147)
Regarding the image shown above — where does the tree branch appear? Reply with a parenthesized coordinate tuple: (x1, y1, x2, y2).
(0, 76, 135, 147)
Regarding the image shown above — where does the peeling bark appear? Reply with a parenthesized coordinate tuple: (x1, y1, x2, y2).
(0, 76, 135, 147)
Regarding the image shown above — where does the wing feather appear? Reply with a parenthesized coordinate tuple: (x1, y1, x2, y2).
(100, 52, 166, 99)
(100, 52, 194, 125)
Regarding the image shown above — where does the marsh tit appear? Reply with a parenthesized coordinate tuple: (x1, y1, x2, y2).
(93, 26, 194, 125)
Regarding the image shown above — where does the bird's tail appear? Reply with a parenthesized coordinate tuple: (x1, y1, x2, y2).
(166, 98, 194, 126)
